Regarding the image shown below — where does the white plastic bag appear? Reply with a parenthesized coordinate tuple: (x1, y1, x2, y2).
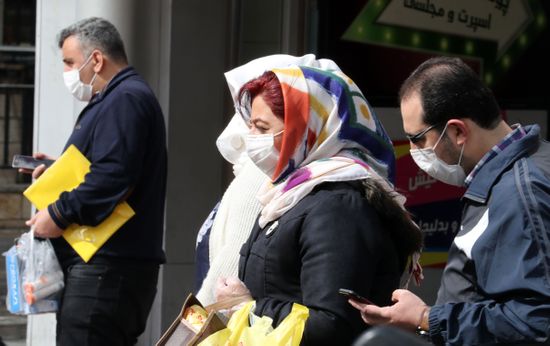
(3, 229, 64, 314)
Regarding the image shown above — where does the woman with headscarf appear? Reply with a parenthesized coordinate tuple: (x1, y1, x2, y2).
(215, 66, 422, 345)
(195, 55, 343, 305)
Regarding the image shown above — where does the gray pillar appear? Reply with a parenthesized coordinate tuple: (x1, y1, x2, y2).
(160, 0, 229, 331)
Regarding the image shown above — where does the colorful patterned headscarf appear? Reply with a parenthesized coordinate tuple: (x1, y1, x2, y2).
(241, 66, 396, 184)
(240, 66, 404, 228)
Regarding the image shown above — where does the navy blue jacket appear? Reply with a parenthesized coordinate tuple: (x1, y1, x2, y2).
(48, 66, 167, 265)
(430, 125, 550, 345)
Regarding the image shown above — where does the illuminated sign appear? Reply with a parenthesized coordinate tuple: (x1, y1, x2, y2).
(343, 0, 547, 85)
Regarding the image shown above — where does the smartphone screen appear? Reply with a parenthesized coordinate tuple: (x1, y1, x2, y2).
(338, 288, 374, 305)
(12, 155, 54, 170)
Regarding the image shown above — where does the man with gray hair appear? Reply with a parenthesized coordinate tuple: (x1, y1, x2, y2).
(24, 17, 167, 345)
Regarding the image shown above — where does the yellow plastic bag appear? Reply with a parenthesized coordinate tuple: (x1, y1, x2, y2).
(199, 301, 309, 346)
(23, 145, 135, 262)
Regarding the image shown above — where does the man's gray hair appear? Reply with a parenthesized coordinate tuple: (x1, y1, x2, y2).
(58, 17, 128, 63)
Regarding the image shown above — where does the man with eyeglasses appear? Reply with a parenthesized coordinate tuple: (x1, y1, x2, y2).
(349, 56, 550, 345)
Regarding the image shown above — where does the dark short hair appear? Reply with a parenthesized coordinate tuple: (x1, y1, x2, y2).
(58, 17, 128, 64)
(399, 56, 501, 129)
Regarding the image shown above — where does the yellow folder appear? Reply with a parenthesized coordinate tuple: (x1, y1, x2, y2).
(23, 144, 135, 262)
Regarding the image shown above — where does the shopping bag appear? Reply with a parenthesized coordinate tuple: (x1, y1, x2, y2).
(198, 301, 309, 346)
(3, 230, 64, 314)
(23, 144, 135, 262)
(156, 294, 226, 346)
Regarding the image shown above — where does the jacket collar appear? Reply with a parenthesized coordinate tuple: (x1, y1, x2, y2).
(463, 125, 540, 204)
(76, 66, 136, 124)
(88, 66, 136, 105)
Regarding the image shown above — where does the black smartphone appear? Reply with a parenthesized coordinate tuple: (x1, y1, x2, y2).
(12, 155, 55, 170)
(338, 288, 374, 305)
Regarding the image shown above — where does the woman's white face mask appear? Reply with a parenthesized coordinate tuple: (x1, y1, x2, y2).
(63, 54, 97, 102)
(409, 123, 466, 186)
(246, 130, 283, 179)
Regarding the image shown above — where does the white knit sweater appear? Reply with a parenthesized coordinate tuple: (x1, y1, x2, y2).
(196, 159, 266, 305)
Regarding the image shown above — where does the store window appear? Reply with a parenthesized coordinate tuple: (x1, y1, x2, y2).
(0, 1, 36, 343)
(1, 0, 36, 172)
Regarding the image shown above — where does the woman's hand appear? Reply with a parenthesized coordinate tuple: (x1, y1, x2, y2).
(213, 277, 252, 317)
(215, 277, 252, 303)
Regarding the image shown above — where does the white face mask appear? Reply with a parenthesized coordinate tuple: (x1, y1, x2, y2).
(246, 130, 283, 179)
(410, 123, 466, 186)
(216, 114, 249, 165)
(63, 54, 97, 102)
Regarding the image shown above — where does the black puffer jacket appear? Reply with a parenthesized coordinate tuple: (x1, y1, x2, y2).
(239, 181, 404, 345)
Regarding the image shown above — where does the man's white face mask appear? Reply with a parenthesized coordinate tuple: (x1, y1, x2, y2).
(63, 54, 97, 102)
(409, 123, 466, 186)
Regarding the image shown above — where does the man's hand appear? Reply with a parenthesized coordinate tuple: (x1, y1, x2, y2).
(18, 152, 56, 179)
(26, 209, 64, 238)
(349, 289, 429, 331)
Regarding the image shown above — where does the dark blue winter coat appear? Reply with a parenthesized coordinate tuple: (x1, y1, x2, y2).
(48, 66, 167, 265)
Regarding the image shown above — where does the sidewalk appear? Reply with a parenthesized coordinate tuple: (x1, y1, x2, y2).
(0, 315, 26, 345)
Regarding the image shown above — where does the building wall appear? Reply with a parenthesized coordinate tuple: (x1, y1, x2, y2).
(161, 0, 229, 332)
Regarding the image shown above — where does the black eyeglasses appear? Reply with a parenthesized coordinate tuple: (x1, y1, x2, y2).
(405, 124, 440, 144)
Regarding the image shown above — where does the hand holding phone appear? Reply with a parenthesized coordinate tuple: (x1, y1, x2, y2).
(12, 155, 55, 170)
(338, 288, 374, 305)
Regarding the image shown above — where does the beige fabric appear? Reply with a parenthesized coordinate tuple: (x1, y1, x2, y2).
(196, 159, 266, 305)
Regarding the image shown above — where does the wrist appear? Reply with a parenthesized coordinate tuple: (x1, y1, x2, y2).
(48, 203, 70, 230)
(417, 305, 430, 331)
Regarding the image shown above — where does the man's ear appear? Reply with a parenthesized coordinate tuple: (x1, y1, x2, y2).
(91, 50, 104, 73)
(447, 118, 469, 146)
